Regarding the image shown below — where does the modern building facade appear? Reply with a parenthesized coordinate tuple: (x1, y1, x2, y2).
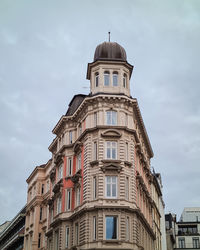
(166, 208, 200, 250)
(24, 41, 164, 250)
(0, 206, 26, 250)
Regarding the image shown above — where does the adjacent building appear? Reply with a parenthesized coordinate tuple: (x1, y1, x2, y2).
(24, 40, 165, 250)
(166, 208, 200, 250)
(0, 206, 26, 250)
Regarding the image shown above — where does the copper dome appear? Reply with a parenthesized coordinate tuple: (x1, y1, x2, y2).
(94, 42, 127, 62)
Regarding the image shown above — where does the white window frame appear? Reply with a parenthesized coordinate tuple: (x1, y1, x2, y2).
(112, 72, 118, 86)
(106, 110, 117, 125)
(106, 141, 117, 160)
(104, 71, 110, 86)
(105, 176, 117, 199)
(76, 187, 81, 206)
(77, 153, 81, 171)
(58, 164, 63, 180)
(57, 197, 61, 214)
(105, 216, 118, 240)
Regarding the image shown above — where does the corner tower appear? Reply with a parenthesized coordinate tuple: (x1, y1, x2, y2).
(87, 41, 133, 96)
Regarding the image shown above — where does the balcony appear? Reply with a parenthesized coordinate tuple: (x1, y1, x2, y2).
(174, 243, 200, 249)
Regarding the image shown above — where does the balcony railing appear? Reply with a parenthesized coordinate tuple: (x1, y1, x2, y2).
(175, 243, 200, 249)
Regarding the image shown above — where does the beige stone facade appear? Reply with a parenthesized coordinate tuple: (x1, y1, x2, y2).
(24, 41, 164, 250)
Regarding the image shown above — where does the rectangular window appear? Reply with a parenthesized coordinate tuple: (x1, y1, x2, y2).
(77, 153, 81, 171)
(106, 176, 117, 198)
(178, 238, 185, 248)
(41, 184, 44, 194)
(93, 216, 97, 240)
(69, 131, 73, 144)
(65, 226, 70, 248)
(93, 176, 97, 199)
(66, 189, 71, 210)
(68, 158, 72, 176)
(79, 124, 82, 136)
(40, 207, 42, 221)
(46, 180, 49, 192)
(193, 238, 200, 248)
(94, 112, 97, 126)
(104, 72, 109, 86)
(57, 197, 61, 214)
(38, 233, 41, 248)
(106, 216, 117, 240)
(75, 223, 79, 245)
(125, 113, 128, 126)
(55, 231, 59, 250)
(76, 187, 81, 206)
(50, 207, 53, 223)
(113, 73, 118, 86)
(125, 177, 129, 200)
(94, 141, 97, 160)
(95, 73, 99, 87)
(58, 164, 63, 180)
(106, 141, 117, 159)
(126, 217, 130, 240)
(125, 142, 128, 161)
(106, 110, 117, 125)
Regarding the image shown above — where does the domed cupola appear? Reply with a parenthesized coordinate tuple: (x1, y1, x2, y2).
(87, 41, 133, 97)
(94, 42, 127, 62)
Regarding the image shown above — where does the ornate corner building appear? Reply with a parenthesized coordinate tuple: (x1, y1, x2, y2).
(23, 41, 165, 250)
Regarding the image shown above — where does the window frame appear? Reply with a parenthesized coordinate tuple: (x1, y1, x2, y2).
(68, 157, 72, 176)
(104, 71, 110, 86)
(77, 153, 81, 171)
(93, 176, 97, 199)
(76, 187, 81, 207)
(105, 176, 118, 199)
(66, 189, 71, 211)
(105, 216, 118, 240)
(95, 72, 99, 87)
(65, 226, 70, 248)
(123, 73, 127, 88)
(93, 216, 97, 241)
(69, 130, 73, 144)
(112, 72, 118, 86)
(106, 110, 117, 125)
(106, 141, 117, 160)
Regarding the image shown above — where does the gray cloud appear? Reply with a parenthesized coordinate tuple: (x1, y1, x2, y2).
(0, 0, 200, 222)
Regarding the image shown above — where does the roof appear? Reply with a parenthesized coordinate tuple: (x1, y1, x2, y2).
(66, 94, 87, 116)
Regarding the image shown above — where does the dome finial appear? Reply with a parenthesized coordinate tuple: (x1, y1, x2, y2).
(108, 31, 110, 42)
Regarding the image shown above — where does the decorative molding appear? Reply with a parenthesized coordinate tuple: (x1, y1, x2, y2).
(90, 160, 99, 167)
(124, 161, 132, 167)
(101, 129, 121, 138)
(73, 141, 83, 154)
(101, 162, 122, 173)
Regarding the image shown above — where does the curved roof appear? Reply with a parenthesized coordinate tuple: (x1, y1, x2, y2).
(94, 42, 127, 62)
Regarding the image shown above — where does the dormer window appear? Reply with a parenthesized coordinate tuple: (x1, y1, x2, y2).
(123, 74, 127, 88)
(112, 72, 118, 86)
(104, 71, 110, 86)
(95, 72, 99, 87)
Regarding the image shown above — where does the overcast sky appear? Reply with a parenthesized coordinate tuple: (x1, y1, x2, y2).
(0, 0, 200, 224)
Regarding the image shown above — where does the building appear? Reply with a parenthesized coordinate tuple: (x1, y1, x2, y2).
(24, 40, 164, 250)
(165, 208, 200, 250)
(23, 160, 52, 250)
(176, 208, 200, 249)
(0, 221, 11, 234)
(165, 213, 176, 250)
(0, 206, 26, 250)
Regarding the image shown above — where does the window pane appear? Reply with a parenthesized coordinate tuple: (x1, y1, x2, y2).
(107, 183, 111, 197)
(107, 111, 111, 125)
(107, 148, 111, 159)
(106, 216, 117, 239)
(112, 184, 116, 197)
(113, 74, 118, 86)
(112, 112, 117, 125)
(104, 74, 109, 86)
(112, 148, 116, 159)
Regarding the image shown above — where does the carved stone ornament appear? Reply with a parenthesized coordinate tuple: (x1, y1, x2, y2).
(50, 168, 56, 181)
(101, 129, 121, 138)
(101, 162, 122, 173)
(52, 179, 63, 194)
(54, 153, 64, 164)
(66, 169, 82, 184)
(73, 141, 83, 153)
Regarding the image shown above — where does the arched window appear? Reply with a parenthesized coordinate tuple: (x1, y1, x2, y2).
(104, 71, 110, 86)
(95, 72, 99, 87)
(123, 74, 127, 88)
(112, 72, 118, 86)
